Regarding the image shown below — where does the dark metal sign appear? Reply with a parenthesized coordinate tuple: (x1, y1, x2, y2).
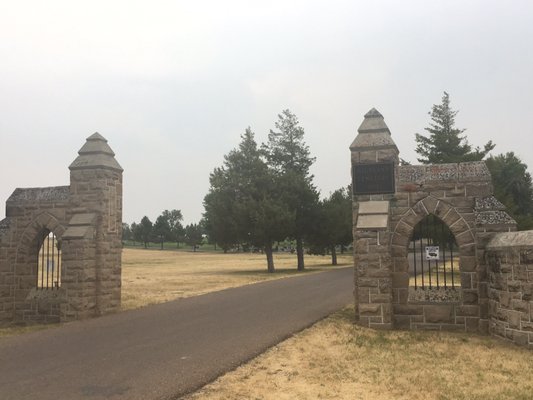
(352, 162, 395, 195)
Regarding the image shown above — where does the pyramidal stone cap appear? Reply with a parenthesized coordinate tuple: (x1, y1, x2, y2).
(69, 132, 123, 172)
(358, 108, 390, 134)
(350, 108, 398, 151)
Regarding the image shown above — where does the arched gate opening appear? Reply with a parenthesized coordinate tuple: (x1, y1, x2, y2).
(37, 230, 62, 289)
(408, 214, 460, 290)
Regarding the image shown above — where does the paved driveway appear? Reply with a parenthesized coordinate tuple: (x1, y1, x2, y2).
(0, 267, 353, 400)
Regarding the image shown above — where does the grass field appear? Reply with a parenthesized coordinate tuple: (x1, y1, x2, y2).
(185, 305, 533, 400)
(121, 248, 351, 310)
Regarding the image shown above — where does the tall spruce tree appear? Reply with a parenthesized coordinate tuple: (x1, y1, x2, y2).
(262, 109, 318, 271)
(204, 128, 292, 271)
(415, 92, 494, 164)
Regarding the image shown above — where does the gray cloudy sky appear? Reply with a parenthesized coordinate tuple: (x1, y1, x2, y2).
(1, 0, 533, 224)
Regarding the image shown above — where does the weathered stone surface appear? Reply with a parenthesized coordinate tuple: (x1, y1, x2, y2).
(68, 213, 97, 226)
(7, 186, 70, 203)
(460, 256, 477, 272)
(422, 196, 439, 215)
(359, 304, 381, 316)
(475, 211, 516, 226)
(393, 304, 423, 315)
(457, 305, 479, 317)
(69, 133, 123, 172)
(391, 272, 409, 288)
(62, 226, 93, 239)
(356, 214, 388, 229)
(408, 287, 462, 303)
(457, 162, 492, 181)
(466, 184, 492, 197)
(359, 201, 389, 214)
(475, 196, 506, 211)
(424, 305, 453, 323)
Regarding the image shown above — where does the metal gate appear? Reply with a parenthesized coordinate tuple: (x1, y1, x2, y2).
(37, 231, 61, 289)
(409, 215, 459, 289)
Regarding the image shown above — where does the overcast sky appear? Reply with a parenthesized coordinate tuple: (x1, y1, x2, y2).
(1, 0, 533, 225)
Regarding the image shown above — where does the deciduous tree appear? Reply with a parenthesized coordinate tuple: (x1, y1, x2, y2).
(162, 209, 185, 248)
(138, 216, 153, 248)
(122, 223, 132, 243)
(486, 152, 533, 230)
(154, 214, 171, 250)
(184, 223, 203, 251)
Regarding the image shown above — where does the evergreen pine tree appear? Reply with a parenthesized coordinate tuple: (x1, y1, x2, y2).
(415, 92, 494, 164)
(263, 110, 318, 270)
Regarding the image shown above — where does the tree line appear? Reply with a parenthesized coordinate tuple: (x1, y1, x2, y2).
(122, 210, 204, 251)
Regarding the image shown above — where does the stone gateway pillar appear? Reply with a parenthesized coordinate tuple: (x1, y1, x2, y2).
(351, 108, 399, 329)
(61, 133, 123, 320)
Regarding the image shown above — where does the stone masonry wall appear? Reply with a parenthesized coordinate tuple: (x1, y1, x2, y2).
(387, 162, 514, 333)
(0, 187, 70, 325)
(486, 231, 533, 349)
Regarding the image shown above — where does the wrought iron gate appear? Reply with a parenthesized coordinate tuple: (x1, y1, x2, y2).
(409, 215, 459, 289)
(37, 231, 61, 289)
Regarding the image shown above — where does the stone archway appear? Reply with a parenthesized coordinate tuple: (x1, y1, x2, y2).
(14, 212, 66, 277)
(392, 195, 475, 254)
(387, 196, 481, 330)
(12, 212, 66, 323)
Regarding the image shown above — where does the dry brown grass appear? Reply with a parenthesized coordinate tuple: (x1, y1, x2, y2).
(185, 306, 533, 400)
(0, 324, 54, 338)
(122, 248, 350, 310)
(409, 258, 461, 288)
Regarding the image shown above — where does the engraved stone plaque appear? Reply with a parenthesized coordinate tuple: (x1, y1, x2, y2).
(353, 162, 395, 195)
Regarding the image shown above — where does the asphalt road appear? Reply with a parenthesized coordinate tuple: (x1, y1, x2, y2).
(0, 267, 353, 400)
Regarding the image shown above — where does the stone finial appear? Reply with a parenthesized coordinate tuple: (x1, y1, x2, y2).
(358, 108, 390, 135)
(350, 108, 398, 152)
(69, 133, 123, 172)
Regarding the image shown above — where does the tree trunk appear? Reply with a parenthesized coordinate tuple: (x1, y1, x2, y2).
(330, 245, 338, 266)
(160, 237, 164, 250)
(265, 244, 275, 273)
(296, 237, 304, 271)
